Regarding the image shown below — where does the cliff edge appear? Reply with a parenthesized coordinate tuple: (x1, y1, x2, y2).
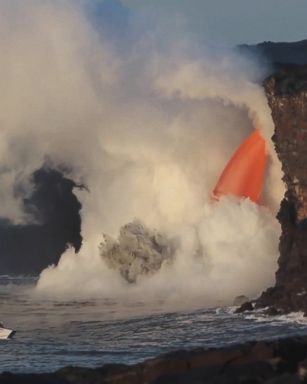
(256, 65, 307, 313)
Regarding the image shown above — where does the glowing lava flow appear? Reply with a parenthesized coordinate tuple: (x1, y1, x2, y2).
(213, 129, 267, 204)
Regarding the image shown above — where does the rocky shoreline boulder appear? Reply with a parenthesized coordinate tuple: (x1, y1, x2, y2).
(3, 336, 307, 383)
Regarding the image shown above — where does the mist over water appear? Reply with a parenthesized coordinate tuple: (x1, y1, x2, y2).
(37, 197, 280, 309)
(0, 1, 284, 308)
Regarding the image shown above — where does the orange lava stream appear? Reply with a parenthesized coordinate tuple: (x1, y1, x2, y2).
(213, 129, 268, 204)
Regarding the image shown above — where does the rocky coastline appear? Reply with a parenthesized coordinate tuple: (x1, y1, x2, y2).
(3, 335, 307, 383)
(4, 42, 307, 384)
(235, 64, 307, 316)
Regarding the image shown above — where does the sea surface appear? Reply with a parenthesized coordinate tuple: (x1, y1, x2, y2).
(1, 276, 307, 373)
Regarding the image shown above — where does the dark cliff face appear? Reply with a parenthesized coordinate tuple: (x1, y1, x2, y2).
(256, 65, 307, 313)
(238, 39, 307, 66)
(0, 168, 82, 275)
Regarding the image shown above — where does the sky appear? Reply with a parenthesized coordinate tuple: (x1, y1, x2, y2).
(119, 0, 307, 46)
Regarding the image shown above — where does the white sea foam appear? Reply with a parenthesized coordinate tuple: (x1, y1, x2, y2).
(245, 311, 307, 326)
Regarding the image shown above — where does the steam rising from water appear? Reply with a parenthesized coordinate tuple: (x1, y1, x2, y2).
(0, 1, 283, 307)
(38, 197, 279, 308)
(100, 220, 176, 283)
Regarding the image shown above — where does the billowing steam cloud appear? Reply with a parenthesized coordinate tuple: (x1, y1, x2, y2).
(100, 220, 176, 283)
(0, 0, 283, 307)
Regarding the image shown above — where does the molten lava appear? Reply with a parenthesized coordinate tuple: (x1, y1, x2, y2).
(213, 129, 267, 203)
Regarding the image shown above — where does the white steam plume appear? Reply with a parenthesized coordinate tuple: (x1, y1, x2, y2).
(0, 0, 283, 307)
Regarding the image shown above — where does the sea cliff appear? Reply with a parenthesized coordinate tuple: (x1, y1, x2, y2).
(255, 65, 307, 314)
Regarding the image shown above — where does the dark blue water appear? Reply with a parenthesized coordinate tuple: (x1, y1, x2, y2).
(0, 276, 307, 373)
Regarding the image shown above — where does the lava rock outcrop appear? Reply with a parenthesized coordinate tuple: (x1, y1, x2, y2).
(238, 39, 307, 66)
(3, 336, 307, 383)
(256, 65, 307, 313)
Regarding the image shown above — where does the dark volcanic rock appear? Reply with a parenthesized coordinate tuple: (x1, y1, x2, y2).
(238, 39, 307, 66)
(256, 65, 307, 313)
(235, 301, 254, 313)
(263, 307, 283, 316)
(3, 336, 307, 383)
(0, 168, 83, 275)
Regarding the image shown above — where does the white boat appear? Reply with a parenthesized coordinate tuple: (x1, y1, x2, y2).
(0, 324, 15, 339)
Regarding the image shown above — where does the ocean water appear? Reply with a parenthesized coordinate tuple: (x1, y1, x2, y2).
(0, 276, 307, 373)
